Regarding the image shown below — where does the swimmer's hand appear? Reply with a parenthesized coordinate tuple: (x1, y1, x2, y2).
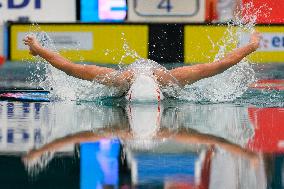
(249, 31, 261, 51)
(22, 149, 42, 163)
(23, 35, 43, 56)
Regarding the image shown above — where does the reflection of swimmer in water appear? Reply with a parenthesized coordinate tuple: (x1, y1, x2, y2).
(23, 103, 262, 188)
(23, 120, 258, 167)
(23, 32, 261, 101)
(23, 123, 261, 189)
(23, 129, 261, 188)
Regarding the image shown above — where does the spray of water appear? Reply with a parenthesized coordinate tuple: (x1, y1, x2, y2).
(179, 2, 271, 102)
(23, 151, 54, 177)
(27, 25, 122, 101)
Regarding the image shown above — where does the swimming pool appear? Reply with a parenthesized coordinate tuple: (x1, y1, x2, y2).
(0, 61, 284, 188)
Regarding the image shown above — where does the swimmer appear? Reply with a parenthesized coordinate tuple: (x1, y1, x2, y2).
(23, 31, 261, 100)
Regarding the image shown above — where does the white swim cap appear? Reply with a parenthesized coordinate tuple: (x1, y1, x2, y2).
(126, 74, 164, 102)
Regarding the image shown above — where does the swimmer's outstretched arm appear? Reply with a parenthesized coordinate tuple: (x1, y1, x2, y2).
(23, 36, 133, 86)
(170, 31, 261, 86)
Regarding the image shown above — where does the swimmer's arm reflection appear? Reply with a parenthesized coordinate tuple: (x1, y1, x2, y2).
(23, 128, 257, 163)
(23, 131, 103, 161)
(23, 129, 131, 161)
(23, 36, 133, 87)
(157, 128, 257, 161)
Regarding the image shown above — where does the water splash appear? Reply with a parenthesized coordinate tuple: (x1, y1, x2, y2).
(23, 151, 55, 176)
(179, 2, 271, 102)
(118, 32, 141, 68)
(27, 25, 122, 101)
(181, 61, 256, 102)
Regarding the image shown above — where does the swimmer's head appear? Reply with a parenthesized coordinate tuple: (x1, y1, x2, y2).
(126, 74, 164, 102)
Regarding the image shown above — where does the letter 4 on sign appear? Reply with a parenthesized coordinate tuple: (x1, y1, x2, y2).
(8, 0, 41, 9)
(158, 0, 173, 12)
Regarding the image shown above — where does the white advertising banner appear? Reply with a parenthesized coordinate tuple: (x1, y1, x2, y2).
(0, 0, 76, 23)
(240, 32, 284, 52)
(127, 0, 205, 22)
(17, 32, 93, 50)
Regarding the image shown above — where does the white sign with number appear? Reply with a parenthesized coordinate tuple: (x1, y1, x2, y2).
(128, 0, 205, 22)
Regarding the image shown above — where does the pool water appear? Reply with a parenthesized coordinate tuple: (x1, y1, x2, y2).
(0, 62, 284, 188)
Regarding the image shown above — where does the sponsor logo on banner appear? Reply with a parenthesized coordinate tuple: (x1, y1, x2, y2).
(0, 0, 76, 22)
(17, 32, 93, 50)
(0, 0, 41, 9)
(239, 32, 284, 52)
(81, 0, 126, 22)
(128, 0, 205, 22)
(99, 0, 126, 20)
